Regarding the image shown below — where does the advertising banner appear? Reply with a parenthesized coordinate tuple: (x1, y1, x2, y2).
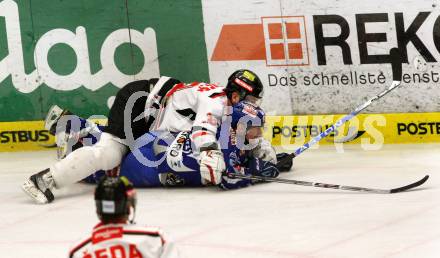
(267, 112, 440, 147)
(203, 0, 440, 115)
(2, 112, 439, 151)
(0, 0, 209, 121)
(0, 121, 54, 151)
(1, 0, 439, 152)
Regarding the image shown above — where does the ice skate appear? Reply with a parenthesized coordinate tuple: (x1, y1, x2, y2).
(44, 105, 72, 135)
(21, 168, 55, 204)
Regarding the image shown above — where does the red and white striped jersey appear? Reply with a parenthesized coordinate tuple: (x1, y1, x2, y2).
(69, 223, 179, 258)
(150, 79, 228, 151)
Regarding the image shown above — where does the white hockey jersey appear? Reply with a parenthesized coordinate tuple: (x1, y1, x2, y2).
(147, 77, 228, 151)
(69, 223, 179, 258)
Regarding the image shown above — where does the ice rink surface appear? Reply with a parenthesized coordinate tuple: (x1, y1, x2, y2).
(1, 144, 439, 258)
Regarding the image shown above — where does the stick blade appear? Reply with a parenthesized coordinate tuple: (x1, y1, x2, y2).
(389, 47, 403, 81)
(389, 175, 429, 193)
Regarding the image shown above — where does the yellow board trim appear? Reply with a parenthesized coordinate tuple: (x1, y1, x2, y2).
(1, 113, 439, 151)
(0, 119, 107, 152)
(265, 112, 440, 146)
(0, 121, 55, 152)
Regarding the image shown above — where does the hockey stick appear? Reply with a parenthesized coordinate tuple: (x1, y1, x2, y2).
(276, 47, 403, 169)
(227, 173, 429, 194)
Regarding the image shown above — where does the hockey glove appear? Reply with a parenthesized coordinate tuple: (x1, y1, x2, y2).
(248, 158, 279, 178)
(276, 152, 293, 172)
(251, 138, 277, 164)
(199, 150, 226, 185)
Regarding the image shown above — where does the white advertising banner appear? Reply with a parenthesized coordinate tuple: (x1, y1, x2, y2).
(202, 0, 440, 115)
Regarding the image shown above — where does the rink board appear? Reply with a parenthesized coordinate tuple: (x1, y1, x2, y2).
(0, 112, 439, 151)
(0, 121, 55, 151)
(267, 112, 440, 146)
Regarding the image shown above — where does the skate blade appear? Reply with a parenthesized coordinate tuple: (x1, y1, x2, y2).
(21, 179, 49, 204)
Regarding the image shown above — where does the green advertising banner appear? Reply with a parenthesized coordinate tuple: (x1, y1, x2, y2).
(0, 0, 209, 121)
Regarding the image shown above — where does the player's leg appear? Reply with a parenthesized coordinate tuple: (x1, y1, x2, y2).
(21, 81, 151, 204)
(45, 105, 104, 159)
(22, 132, 128, 204)
(22, 79, 164, 203)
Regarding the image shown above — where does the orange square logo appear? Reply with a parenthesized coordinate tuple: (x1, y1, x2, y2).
(262, 16, 309, 66)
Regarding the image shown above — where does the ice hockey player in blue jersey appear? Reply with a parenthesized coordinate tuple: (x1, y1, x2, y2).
(117, 100, 282, 189)
(43, 100, 292, 190)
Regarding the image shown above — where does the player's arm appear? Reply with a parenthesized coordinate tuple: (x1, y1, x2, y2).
(191, 95, 226, 185)
(219, 156, 280, 190)
(159, 235, 180, 258)
(144, 227, 180, 258)
(190, 98, 223, 152)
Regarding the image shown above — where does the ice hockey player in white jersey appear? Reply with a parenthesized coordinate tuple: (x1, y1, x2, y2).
(22, 69, 276, 204)
(69, 176, 179, 258)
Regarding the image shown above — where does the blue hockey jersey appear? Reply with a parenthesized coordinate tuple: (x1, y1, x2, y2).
(116, 128, 254, 189)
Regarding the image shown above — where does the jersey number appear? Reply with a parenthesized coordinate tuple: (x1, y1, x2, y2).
(197, 83, 218, 92)
(82, 244, 142, 258)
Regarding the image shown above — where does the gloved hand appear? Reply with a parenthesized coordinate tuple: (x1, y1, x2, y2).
(250, 138, 277, 164)
(199, 150, 226, 185)
(248, 158, 279, 178)
(276, 152, 293, 172)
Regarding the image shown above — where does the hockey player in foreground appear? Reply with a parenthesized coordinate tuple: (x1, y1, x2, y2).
(69, 176, 179, 258)
(22, 69, 281, 203)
